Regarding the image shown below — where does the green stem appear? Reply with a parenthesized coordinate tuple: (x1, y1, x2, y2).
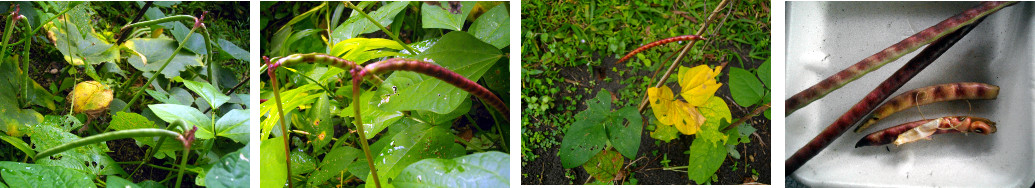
(130, 121, 186, 178)
(35, 128, 184, 160)
(344, 1, 418, 54)
(174, 143, 190, 188)
(121, 25, 199, 112)
(352, 72, 381, 188)
(19, 17, 31, 108)
(268, 65, 294, 188)
(122, 15, 197, 30)
(200, 25, 215, 89)
(0, 13, 18, 63)
(3, 5, 74, 48)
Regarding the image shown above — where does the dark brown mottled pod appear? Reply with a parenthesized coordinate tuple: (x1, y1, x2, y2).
(855, 116, 996, 147)
(856, 82, 999, 132)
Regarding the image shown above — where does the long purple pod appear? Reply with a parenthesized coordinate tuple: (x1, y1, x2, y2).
(362, 58, 509, 120)
(785, 2, 1015, 115)
(786, 17, 984, 174)
(615, 35, 705, 64)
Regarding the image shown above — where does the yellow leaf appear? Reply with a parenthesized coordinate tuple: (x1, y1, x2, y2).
(649, 85, 707, 135)
(647, 86, 675, 125)
(672, 100, 706, 135)
(678, 65, 723, 106)
(68, 81, 113, 117)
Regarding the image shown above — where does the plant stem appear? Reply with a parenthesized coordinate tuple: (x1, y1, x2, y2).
(115, 1, 152, 45)
(35, 128, 184, 160)
(19, 17, 31, 108)
(174, 143, 190, 188)
(352, 71, 381, 188)
(344, 1, 418, 54)
(722, 103, 769, 132)
(268, 64, 294, 188)
(784, 2, 1016, 115)
(121, 24, 199, 112)
(131, 120, 187, 179)
(4, 5, 74, 48)
(122, 15, 197, 30)
(637, 0, 731, 113)
(0, 8, 18, 64)
(786, 18, 983, 174)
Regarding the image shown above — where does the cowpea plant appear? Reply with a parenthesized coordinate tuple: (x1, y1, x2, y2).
(0, 2, 250, 188)
(259, 1, 510, 188)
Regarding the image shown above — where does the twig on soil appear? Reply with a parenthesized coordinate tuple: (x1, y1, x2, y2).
(637, 0, 732, 113)
(722, 103, 769, 132)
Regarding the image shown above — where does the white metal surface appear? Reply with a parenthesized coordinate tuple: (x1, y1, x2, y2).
(785, 2, 1035, 187)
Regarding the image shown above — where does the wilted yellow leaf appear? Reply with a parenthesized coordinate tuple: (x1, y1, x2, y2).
(648, 85, 707, 135)
(678, 65, 723, 106)
(68, 81, 113, 117)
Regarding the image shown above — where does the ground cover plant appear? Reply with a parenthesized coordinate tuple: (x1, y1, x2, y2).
(0, 1, 250, 187)
(521, 0, 771, 185)
(259, 1, 510, 187)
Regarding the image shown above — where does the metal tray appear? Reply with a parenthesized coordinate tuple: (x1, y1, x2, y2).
(785, 2, 1035, 187)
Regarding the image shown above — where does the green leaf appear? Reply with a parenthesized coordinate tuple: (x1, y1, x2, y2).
(0, 135, 34, 158)
(148, 104, 214, 139)
(421, 1, 476, 31)
(606, 106, 642, 159)
(168, 21, 208, 55)
(206, 144, 249, 188)
(757, 59, 770, 87)
(468, 4, 509, 49)
(367, 124, 461, 188)
(278, 2, 326, 34)
(109, 112, 158, 146)
(330, 1, 408, 45)
(214, 109, 250, 143)
(728, 67, 763, 107)
(413, 99, 471, 126)
(697, 96, 732, 145)
(0, 161, 94, 187)
(125, 38, 204, 79)
(259, 137, 287, 188)
(289, 151, 317, 176)
(308, 146, 360, 187)
(394, 151, 509, 187)
(43, 16, 119, 66)
(178, 77, 231, 110)
(106, 176, 140, 188)
(218, 39, 250, 62)
(380, 31, 502, 114)
(259, 84, 321, 140)
(30, 116, 123, 176)
(558, 91, 610, 168)
(330, 37, 405, 63)
(339, 90, 404, 139)
(686, 135, 727, 184)
(581, 149, 623, 183)
(650, 122, 680, 143)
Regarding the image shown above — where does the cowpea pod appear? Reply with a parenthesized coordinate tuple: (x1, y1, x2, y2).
(856, 82, 999, 132)
(855, 116, 996, 147)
